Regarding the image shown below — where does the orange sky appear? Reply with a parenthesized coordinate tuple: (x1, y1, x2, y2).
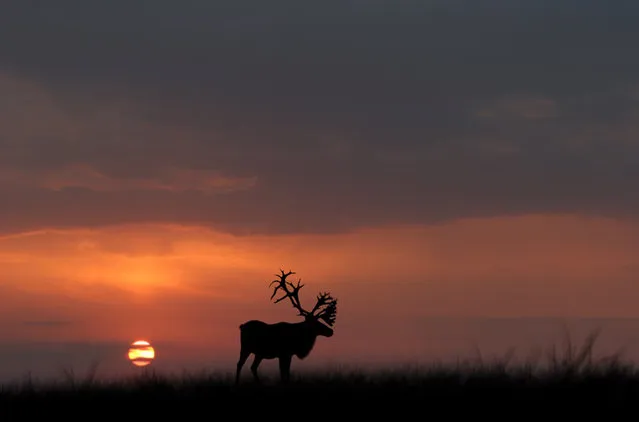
(2, 214, 638, 368)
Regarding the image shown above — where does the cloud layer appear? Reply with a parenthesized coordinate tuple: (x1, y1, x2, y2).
(1, 1, 638, 235)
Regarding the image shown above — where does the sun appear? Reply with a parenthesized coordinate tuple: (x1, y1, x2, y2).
(127, 340, 156, 367)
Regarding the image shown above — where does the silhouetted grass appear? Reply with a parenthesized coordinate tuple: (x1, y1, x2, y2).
(1, 331, 638, 417)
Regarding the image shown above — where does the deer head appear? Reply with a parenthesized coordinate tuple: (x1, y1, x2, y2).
(269, 269, 338, 330)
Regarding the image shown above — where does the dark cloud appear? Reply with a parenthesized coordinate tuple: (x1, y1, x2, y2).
(23, 320, 73, 327)
(1, 0, 638, 234)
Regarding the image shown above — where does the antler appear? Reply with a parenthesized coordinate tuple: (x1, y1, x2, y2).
(268, 269, 338, 326)
(310, 292, 338, 327)
(269, 269, 309, 316)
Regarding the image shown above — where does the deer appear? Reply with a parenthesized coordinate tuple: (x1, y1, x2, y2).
(235, 269, 338, 384)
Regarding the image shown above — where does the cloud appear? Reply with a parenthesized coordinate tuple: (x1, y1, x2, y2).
(23, 320, 73, 327)
(0, 164, 257, 194)
(474, 96, 559, 120)
(0, 1, 638, 235)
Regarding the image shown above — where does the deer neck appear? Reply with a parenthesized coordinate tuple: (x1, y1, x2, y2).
(294, 322, 318, 359)
(295, 335, 317, 359)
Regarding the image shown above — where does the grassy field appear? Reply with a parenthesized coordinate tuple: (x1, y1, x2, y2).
(1, 332, 638, 417)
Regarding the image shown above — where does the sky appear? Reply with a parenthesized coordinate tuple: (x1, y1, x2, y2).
(1, 0, 639, 383)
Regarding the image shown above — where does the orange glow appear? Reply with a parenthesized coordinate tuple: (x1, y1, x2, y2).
(128, 340, 156, 367)
(1, 214, 639, 349)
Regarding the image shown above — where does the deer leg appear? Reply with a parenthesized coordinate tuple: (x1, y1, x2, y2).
(235, 349, 250, 384)
(250, 355, 263, 383)
(279, 355, 292, 384)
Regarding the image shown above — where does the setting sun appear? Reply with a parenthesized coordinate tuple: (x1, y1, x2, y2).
(127, 340, 156, 367)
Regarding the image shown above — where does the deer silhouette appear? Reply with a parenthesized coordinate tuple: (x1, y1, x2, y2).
(236, 269, 338, 384)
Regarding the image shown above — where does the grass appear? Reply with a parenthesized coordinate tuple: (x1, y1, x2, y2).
(1, 330, 638, 417)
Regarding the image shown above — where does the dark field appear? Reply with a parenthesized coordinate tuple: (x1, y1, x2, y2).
(2, 335, 638, 417)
